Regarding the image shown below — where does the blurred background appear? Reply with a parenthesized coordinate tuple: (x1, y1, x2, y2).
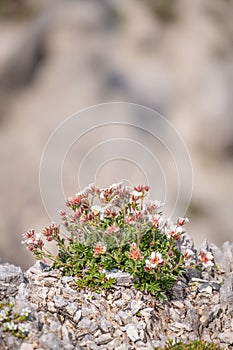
(0, 0, 233, 270)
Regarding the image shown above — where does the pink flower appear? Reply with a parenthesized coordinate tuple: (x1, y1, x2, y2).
(129, 242, 142, 261)
(22, 230, 43, 251)
(177, 217, 189, 226)
(126, 216, 135, 224)
(104, 225, 119, 236)
(93, 243, 107, 258)
(43, 223, 59, 241)
(184, 249, 194, 259)
(130, 249, 142, 261)
(198, 249, 214, 268)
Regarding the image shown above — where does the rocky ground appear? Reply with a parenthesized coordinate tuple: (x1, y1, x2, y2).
(1, 0, 233, 269)
(1, 234, 233, 350)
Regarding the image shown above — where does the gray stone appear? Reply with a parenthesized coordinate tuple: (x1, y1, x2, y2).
(74, 310, 82, 323)
(0, 263, 24, 299)
(140, 307, 154, 317)
(100, 318, 114, 333)
(198, 282, 213, 294)
(39, 333, 62, 350)
(210, 243, 230, 273)
(220, 272, 233, 304)
(106, 338, 121, 350)
(54, 295, 68, 308)
(96, 333, 112, 345)
(118, 310, 132, 325)
(78, 318, 99, 333)
(130, 300, 144, 315)
(222, 241, 233, 268)
(126, 324, 140, 342)
(218, 331, 233, 344)
(106, 270, 134, 286)
(65, 302, 78, 316)
(115, 345, 131, 350)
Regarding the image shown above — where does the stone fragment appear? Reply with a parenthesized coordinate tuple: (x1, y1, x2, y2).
(78, 318, 99, 333)
(218, 331, 233, 344)
(198, 282, 212, 294)
(106, 270, 134, 286)
(39, 333, 62, 350)
(126, 324, 140, 342)
(54, 295, 68, 308)
(0, 263, 24, 299)
(140, 307, 154, 317)
(96, 333, 112, 345)
(210, 243, 230, 273)
(220, 272, 233, 304)
(171, 300, 184, 309)
(130, 300, 144, 315)
(100, 318, 114, 333)
(65, 302, 78, 316)
(74, 309, 82, 323)
(118, 310, 132, 325)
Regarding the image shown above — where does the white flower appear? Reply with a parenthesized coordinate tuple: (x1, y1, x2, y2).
(198, 249, 214, 268)
(84, 292, 93, 302)
(18, 323, 30, 334)
(20, 307, 31, 317)
(146, 252, 164, 269)
(5, 321, 18, 331)
(184, 249, 194, 259)
(0, 309, 8, 321)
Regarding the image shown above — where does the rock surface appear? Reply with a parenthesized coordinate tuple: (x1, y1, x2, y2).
(1, 239, 233, 349)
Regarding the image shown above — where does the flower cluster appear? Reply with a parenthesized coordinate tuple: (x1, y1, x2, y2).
(21, 183, 215, 300)
(0, 300, 31, 339)
(21, 229, 43, 251)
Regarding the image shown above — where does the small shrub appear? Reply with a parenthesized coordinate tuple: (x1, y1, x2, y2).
(159, 339, 221, 350)
(22, 183, 214, 301)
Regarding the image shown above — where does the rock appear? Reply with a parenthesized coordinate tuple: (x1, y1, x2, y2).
(105, 270, 134, 286)
(1, 236, 233, 350)
(218, 331, 233, 344)
(65, 302, 78, 316)
(220, 272, 233, 304)
(198, 282, 213, 294)
(0, 263, 24, 299)
(117, 310, 132, 325)
(99, 318, 114, 333)
(39, 333, 62, 350)
(130, 300, 144, 315)
(54, 295, 68, 308)
(96, 333, 112, 345)
(140, 307, 154, 317)
(209, 243, 230, 273)
(126, 324, 140, 342)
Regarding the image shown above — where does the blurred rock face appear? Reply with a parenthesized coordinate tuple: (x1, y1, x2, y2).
(0, 0, 233, 269)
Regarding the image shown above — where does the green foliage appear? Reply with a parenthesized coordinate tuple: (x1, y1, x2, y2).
(22, 183, 205, 301)
(158, 339, 221, 350)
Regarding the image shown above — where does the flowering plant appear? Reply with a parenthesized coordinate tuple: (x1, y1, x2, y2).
(22, 183, 214, 300)
(0, 299, 31, 339)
